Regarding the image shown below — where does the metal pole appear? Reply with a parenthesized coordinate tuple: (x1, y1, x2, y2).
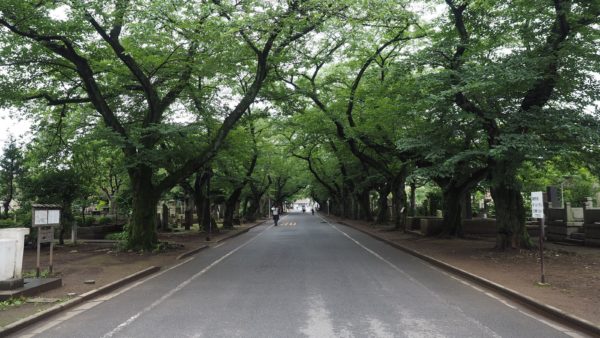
(327, 199, 330, 216)
(539, 217, 545, 283)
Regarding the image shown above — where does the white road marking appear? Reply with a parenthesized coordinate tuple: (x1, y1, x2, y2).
(300, 294, 338, 338)
(365, 316, 394, 338)
(327, 220, 502, 338)
(27, 222, 273, 337)
(324, 217, 584, 338)
(425, 257, 582, 337)
(23, 257, 195, 336)
(101, 224, 272, 338)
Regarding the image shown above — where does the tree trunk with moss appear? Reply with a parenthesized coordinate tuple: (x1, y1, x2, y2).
(128, 167, 159, 250)
(490, 162, 532, 249)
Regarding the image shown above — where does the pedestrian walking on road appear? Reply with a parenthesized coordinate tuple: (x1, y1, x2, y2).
(272, 205, 280, 226)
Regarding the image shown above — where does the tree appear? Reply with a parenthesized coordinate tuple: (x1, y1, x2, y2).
(0, 137, 24, 218)
(0, 1, 339, 250)
(71, 136, 127, 221)
(20, 168, 85, 244)
(436, 0, 600, 249)
(214, 112, 261, 229)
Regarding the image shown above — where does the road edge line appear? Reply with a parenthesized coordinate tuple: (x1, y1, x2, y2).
(0, 266, 160, 337)
(333, 219, 600, 337)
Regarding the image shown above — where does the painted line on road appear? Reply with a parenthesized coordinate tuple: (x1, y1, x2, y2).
(22, 221, 275, 337)
(24, 257, 195, 336)
(325, 217, 584, 338)
(397, 243, 584, 338)
(101, 224, 273, 338)
(325, 219, 503, 338)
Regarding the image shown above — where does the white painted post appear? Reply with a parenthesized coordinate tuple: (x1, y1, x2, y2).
(531, 191, 545, 284)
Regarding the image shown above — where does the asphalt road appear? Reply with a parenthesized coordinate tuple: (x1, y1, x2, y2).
(15, 212, 582, 338)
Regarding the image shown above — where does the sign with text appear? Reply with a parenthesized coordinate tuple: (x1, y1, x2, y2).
(38, 226, 54, 243)
(531, 191, 544, 218)
(33, 209, 61, 226)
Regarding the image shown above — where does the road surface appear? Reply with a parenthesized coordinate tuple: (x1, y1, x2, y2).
(14, 212, 583, 337)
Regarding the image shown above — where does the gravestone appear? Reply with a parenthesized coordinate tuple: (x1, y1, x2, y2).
(546, 186, 561, 208)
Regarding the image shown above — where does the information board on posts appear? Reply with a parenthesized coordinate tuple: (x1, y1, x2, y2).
(531, 191, 544, 218)
(33, 209, 61, 226)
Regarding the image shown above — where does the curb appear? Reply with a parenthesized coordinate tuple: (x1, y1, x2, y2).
(335, 219, 600, 337)
(0, 221, 270, 335)
(176, 245, 209, 260)
(216, 220, 267, 243)
(0, 266, 160, 337)
(175, 220, 267, 260)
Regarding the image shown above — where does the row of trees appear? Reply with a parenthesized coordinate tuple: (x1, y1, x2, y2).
(0, 0, 342, 249)
(0, 113, 308, 239)
(1, 1, 599, 251)
(273, 0, 600, 249)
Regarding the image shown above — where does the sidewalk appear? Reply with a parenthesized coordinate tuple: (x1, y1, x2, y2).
(323, 214, 600, 331)
(0, 220, 267, 332)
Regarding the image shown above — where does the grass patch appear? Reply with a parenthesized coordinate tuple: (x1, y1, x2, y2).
(0, 297, 27, 311)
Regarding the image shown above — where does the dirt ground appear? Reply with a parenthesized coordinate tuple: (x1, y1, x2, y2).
(2, 215, 599, 330)
(328, 215, 600, 326)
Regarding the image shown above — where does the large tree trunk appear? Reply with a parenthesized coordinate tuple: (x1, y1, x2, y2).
(59, 202, 74, 245)
(191, 171, 218, 234)
(2, 200, 9, 218)
(183, 195, 194, 231)
(128, 167, 159, 250)
(441, 186, 463, 237)
(202, 169, 214, 234)
(490, 163, 532, 249)
(463, 190, 472, 220)
(409, 181, 416, 217)
(375, 184, 390, 224)
(392, 178, 407, 230)
(341, 188, 352, 218)
(357, 190, 373, 221)
(245, 198, 260, 222)
(223, 187, 243, 229)
(193, 173, 207, 231)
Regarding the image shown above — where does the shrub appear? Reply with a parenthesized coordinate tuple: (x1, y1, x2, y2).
(0, 218, 17, 228)
(97, 216, 111, 225)
(82, 217, 95, 227)
(105, 224, 129, 250)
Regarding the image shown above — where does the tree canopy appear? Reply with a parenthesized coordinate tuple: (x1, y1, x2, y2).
(1, 0, 599, 250)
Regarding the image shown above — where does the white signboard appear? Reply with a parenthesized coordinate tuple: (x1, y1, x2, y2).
(48, 210, 60, 224)
(531, 191, 544, 218)
(33, 209, 61, 226)
(34, 210, 48, 225)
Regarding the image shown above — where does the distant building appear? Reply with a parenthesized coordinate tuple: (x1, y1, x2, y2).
(292, 198, 313, 211)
